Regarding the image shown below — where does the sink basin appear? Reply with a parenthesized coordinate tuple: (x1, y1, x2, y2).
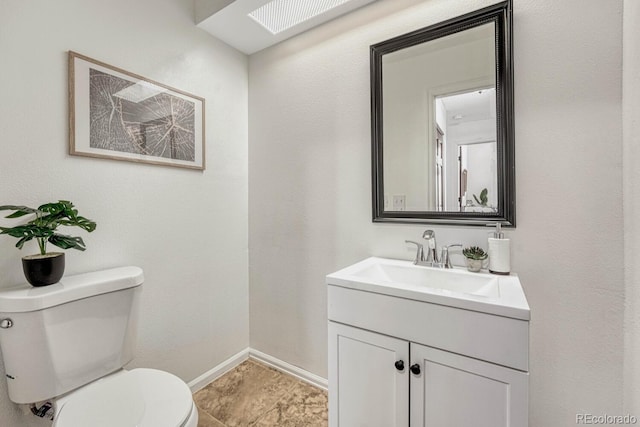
(326, 257, 529, 319)
(352, 261, 500, 298)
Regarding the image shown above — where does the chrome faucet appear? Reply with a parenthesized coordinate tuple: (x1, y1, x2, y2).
(406, 230, 439, 266)
(406, 230, 462, 268)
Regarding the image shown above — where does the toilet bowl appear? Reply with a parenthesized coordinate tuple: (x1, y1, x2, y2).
(53, 369, 198, 427)
(0, 267, 198, 426)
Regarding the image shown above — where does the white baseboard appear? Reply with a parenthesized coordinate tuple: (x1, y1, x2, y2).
(187, 348, 249, 392)
(187, 347, 328, 392)
(249, 349, 328, 390)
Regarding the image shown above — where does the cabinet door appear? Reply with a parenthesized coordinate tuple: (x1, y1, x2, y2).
(410, 343, 528, 427)
(328, 322, 409, 427)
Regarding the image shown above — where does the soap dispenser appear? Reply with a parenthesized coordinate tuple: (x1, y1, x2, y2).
(488, 223, 510, 275)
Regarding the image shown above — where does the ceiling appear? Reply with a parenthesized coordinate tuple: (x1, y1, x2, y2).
(196, 0, 378, 55)
(441, 88, 497, 126)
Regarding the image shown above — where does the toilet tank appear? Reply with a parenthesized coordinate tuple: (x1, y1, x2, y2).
(0, 267, 144, 404)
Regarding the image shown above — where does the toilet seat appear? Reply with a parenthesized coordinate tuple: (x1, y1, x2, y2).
(53, 368, 195, 427)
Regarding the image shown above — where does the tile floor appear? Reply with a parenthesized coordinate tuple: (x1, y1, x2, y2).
(194, 359, 328, 427)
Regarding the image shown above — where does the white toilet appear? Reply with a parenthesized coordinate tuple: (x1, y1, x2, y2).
(0, 266, 198, 427)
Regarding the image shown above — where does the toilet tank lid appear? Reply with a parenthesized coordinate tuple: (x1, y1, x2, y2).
(0, 266, 144, 313)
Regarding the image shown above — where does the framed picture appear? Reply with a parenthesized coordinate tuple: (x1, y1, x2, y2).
(69, 51, 205, 170)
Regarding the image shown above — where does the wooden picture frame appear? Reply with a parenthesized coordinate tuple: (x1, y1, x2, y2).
(69, 51, 205, 170)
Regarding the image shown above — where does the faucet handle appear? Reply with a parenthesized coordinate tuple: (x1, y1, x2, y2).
(421, 230, 438, 263)
(422, 229, 436, 241)
(441, 244, 463, 269)
(405, 240, 424, 264)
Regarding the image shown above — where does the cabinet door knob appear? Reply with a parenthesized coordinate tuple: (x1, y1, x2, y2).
(394, 360, 405, 371)
(410, 363, 421, 375)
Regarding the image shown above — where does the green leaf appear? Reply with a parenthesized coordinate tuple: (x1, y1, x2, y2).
(463, 245, 487, 260)
(48, 234, 87, 251)
(57, 215, 97, 232)
(15, 236, 32, 250)
(1, 224, 52, 251)
(38, 201, 67, 215)
(472, 188, 489, 206)
(0, 225, 52, 239)
(0, 205, 38, 218)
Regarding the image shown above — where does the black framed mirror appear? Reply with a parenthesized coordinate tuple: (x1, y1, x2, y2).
(371, 0, 514, 226)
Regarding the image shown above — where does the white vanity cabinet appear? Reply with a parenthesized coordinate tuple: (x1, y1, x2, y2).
(328, 322, 409, 427)
(327, 258, 530, 427)
(409, 342, 527, 426)
(329, 321, 527, 427)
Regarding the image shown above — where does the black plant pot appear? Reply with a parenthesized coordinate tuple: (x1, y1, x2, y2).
(22, 252, 65, 287)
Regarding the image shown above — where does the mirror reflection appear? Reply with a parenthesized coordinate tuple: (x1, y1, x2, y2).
(438, 88, 497, 212)
(382, 23, 496, 213)
(371, 0, 514, 226)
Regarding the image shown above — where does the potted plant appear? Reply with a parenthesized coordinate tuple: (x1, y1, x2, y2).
(0, 200, 96, 286)
(473, 188, 489, 207)
(462, 246, 488, 272)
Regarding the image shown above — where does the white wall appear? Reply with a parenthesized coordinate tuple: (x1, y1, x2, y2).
(0, 1, 249, 426)
(249, 1, 623, 426)
(624, 0, 640, 416)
